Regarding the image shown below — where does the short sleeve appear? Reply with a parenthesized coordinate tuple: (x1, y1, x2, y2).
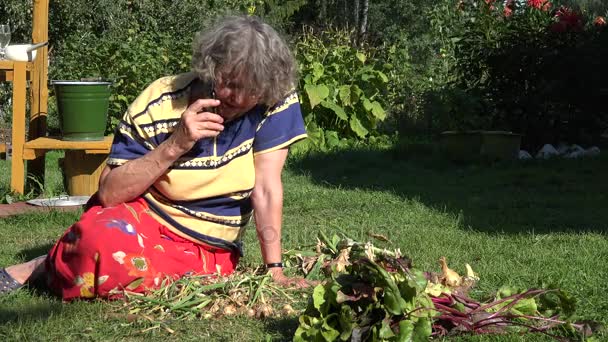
(106, 84, 157, 166)
(106, 111, 154, 166)
(253, 92, 307, 155)
(106, 74, 194, 166)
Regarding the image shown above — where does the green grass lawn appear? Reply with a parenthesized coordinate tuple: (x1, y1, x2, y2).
(0, 148, 607, 341)
(0, 151, 67, 202)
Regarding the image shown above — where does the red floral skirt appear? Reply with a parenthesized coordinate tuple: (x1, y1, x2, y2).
(45, 197, 239, 301)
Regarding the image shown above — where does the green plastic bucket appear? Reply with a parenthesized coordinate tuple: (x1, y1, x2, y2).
(53, 81, 112, 141)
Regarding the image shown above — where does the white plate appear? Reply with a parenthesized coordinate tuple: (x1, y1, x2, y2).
(26, 195, 91, 207)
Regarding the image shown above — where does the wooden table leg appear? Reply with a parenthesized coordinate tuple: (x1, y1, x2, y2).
(28, 47, 48, 185)
(10, 62, 27, 194)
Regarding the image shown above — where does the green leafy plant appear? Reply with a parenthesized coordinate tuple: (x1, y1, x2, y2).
(295, 27, 389, 149)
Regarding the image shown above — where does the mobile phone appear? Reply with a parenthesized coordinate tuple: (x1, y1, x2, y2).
(207, 80, 217, 114)
(210, 89, 217, 114)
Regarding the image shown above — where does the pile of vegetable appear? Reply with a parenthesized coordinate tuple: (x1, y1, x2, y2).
(115, 232, 600, 340)
(290, 233, 597, 341)
(116, 269, 300, 325)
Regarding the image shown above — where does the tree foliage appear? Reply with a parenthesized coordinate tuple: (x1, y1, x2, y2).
(2, 0, 608, 148)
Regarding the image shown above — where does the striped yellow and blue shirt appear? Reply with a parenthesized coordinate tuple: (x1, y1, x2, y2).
(107, 72, 307, 252)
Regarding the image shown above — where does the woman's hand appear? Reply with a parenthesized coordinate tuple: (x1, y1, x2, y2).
(168, 98, 224, 154)
(267, 267, 318, 289)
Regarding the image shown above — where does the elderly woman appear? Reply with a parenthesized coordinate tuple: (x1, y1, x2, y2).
(0, 15, 311, 299)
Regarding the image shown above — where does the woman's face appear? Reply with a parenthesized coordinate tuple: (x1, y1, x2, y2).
(214, 73, 259, 121)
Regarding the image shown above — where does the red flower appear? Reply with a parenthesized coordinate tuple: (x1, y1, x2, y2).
(504, 0, 515, 17)
(527, 0, 551, 11)
(594, 16, 606, 27)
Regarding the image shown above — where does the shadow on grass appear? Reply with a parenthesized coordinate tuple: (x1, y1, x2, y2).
(17, 243, 54, 261)
(263, 316, 300, 341)
(0, 302, 64, 324)
(287, 146, 608, 234)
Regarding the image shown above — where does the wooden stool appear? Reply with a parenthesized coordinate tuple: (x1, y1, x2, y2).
(62, 150, 107, 196)
(23, 136, 113, 196)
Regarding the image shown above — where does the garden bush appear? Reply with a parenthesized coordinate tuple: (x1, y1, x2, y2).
(0, 0, 306, 133)
(295, 27, 389, 150)
(51, 29, 192, 132)
(2, 0, 608, 151)
(432, 0, 608, 150)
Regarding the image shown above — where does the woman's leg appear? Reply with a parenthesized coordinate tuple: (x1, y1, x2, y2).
(46, 198, 239, 300)
(0, 255, 46, 294)
(1, 194, 104, 293)
(5, 255, 46, 284)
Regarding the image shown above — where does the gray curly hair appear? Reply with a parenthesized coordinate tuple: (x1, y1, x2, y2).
(192, 16, 297, 107)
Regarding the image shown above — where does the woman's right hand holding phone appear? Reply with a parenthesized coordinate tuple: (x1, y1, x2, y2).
(168, 98, 223, 155)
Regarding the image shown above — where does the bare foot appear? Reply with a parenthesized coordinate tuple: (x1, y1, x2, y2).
(5, 255, 46, 284)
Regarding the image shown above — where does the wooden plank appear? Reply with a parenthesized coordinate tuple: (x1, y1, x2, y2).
(23, 136, 113, 151)
(0, 62, 33, 81)
(0, 61, 33, 71)
(28, 0, 50, 186)
(0, 71, 13, 82)
(23, 147, 109, 161)
(31, 0, 49, 132)
(0, 70, 34, 82)
(22, 149, 46, 161)
(83, 149, 113, 155)
(10, 62, 27, 194)
(0, 60, 14, 70)
(32, 0, 49, 44)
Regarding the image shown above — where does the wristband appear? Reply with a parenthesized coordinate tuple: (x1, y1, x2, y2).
(265, 262, 283, 269)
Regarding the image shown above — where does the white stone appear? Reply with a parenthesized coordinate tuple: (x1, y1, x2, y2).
(556, 143, 570, 155)
(536, 144, 559, 159)
(568, 144, 585, 154)
(564, 150, 585, 159)
(584, 146, 601, 157)
(519, 150, 533, 160)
